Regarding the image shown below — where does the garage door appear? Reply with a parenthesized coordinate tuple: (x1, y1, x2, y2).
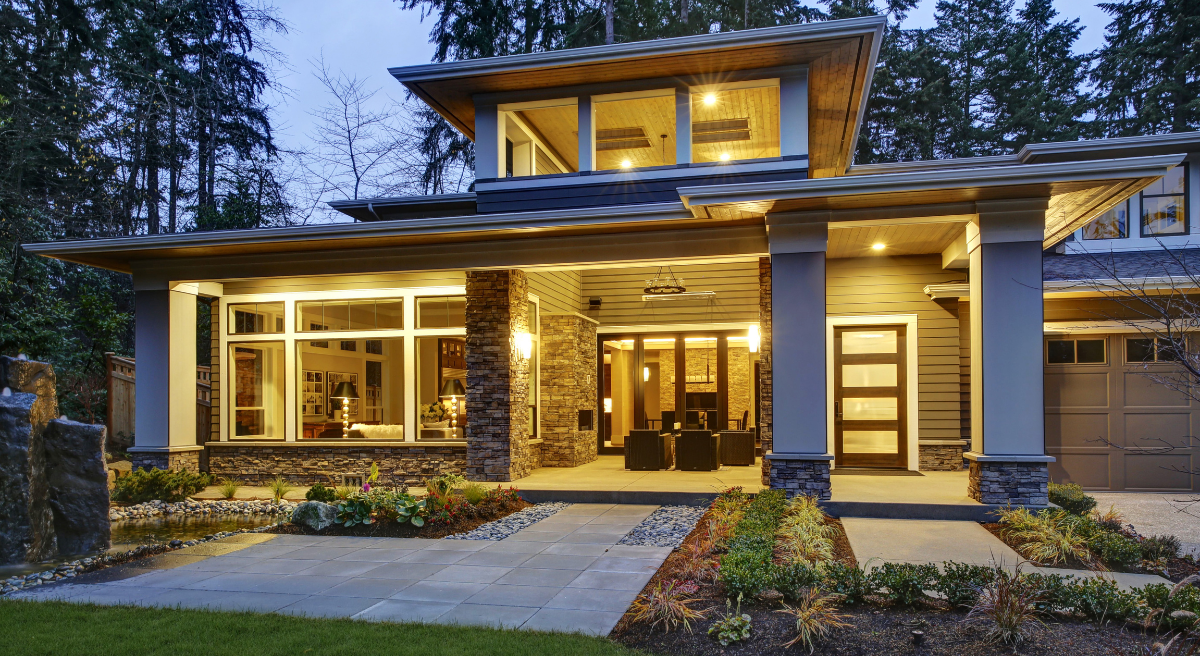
(1044, 334, 1199, 492)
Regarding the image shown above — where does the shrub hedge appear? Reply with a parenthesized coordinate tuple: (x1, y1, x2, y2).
(112, 468, 213, 503)
(1048, 482, 1098, 515)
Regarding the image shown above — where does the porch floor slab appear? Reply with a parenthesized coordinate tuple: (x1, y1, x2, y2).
(11, 503, 668, 637)
(517, 455, 764, 504)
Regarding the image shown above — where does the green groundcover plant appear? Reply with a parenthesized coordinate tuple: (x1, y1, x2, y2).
(111, 468, 213, 504)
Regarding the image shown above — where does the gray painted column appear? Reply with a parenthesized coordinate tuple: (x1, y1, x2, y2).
(474, 104, 501, 179)
(675, 87, 691, 165)
(577, 96, 594, 172)
(779, 69, 809, 160)
(132, 286, 199, 461)
(967, 198, 1049, 459)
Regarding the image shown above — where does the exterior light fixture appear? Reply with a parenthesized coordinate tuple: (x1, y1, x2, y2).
(872, 243, 886, 251)
(703, 93, 717, 105)
(439, 379, 467, 439)
(643, 366, 650, 382)
(748, 325, 760, 354)
(719, 153, 730, 161)
(620, 159, 632, 168)
(515, 331, 533, 360)
(330, 381, 360, 439)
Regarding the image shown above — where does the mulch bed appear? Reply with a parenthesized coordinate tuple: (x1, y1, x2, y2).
(611, 507, 1159, 655)
(265, 498, 532, 539)
(982, 522, 1200, 583)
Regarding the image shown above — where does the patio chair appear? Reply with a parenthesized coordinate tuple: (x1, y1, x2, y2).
(718, 430, 755, 466)
(675, 430, 720, 471)
(684, 410, 701, 429)
(705, 410, 718, 431)
(625, 429, 673, 471)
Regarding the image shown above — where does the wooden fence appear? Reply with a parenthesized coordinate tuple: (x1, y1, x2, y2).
(105, 353, 212, 446)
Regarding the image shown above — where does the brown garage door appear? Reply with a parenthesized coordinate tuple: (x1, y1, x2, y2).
(1044, 334, 1199, 492)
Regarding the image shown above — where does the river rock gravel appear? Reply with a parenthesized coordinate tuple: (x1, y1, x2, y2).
(444, 502, 571, 540)
(618, 504, 708, 548)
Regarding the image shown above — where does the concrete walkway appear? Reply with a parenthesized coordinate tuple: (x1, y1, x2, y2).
(12, 504, 668, 636)
(842, 517, 1171, 590)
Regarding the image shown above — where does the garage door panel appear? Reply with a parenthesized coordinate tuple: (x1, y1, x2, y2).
(1124, 373, 1191, 407)
(1124, 454, 1194, 490)
(1123, 413, 1191, 448)
(1046, 412, 1108, 449)
(1050, 454, 1110, 489)
(1045, 372, 1108, 407)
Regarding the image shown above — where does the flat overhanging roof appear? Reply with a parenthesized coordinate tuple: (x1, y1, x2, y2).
(391, 18, 885, 179)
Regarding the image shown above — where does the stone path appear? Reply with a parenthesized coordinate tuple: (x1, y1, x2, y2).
(842, 517, 1171, 590)
(11, 504, 668, 636)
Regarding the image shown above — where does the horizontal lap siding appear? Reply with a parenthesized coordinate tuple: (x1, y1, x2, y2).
(826, 255, 966, 441)
(526, 270, 583, 314)
(581, 261, 759, 327)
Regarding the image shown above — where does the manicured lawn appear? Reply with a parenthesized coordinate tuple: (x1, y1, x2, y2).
(0, 600, 646, 656)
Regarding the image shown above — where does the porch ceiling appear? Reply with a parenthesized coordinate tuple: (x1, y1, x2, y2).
(828, 220, 964, 259)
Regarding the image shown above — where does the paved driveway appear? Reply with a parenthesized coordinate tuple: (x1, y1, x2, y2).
(12, 504, 668, 636)
(1091, 492, 1200, 556)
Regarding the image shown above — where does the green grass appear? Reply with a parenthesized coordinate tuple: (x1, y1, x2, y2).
(0, 600, 645, 656)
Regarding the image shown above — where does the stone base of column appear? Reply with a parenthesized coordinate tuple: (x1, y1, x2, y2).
(767, 457, 831, 500)
(919, 442, 967, 471)
(968, 460, 1049, 505)
(130, 449, 201, 473)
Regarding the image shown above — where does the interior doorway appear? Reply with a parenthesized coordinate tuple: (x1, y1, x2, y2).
(833, 324, 908, 469)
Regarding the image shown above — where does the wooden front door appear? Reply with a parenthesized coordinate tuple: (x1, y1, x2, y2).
(834, 325, 908, 469)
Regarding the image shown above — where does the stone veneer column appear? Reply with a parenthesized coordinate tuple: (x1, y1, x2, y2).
(758, 257, 773, 485)
(539, 314, 599, 467)
(465, 270, 532, 482)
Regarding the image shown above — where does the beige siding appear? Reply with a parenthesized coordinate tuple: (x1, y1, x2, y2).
(221, 271, 466, 296)
(826, 255, 966, 441)
(526, 270, 582, 314)
(581, 261, 759, 327)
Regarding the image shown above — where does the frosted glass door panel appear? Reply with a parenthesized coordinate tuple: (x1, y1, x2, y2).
(843, 397, 898, 421)
(841, 331, 897, 354)
(843, 430, 898, 454)
(842, 364, 897, 387)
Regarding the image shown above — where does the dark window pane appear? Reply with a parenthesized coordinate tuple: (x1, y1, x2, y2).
(1127, 338, 1154, 363)
(228, 302, 283, 334)
(1076, 340, 1105, 363)
(1157, 339, 1183, 362)
(1047, 340, 1075, 364)
(365, 339, 383, 355)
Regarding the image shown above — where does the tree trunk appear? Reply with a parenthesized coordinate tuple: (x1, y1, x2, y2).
(681, 0, 688, 24)
(168, 103, 178, 233)
(146, 108, 160, 235)
(605, 0, 614, 44)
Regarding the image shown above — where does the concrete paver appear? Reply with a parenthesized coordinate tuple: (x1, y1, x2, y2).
(842, 518, 1023, 570)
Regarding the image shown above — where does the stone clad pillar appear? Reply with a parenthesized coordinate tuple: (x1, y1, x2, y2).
(539, 313, 599, 467)
(966, 198, 1053, 506)
(465, 270, 533, 482)
(763, 214, 833, 499)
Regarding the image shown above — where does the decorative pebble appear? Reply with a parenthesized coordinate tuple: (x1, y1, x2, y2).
(445, 502, 572, 541)
(618, 505, 708, 548)
(108, 498, 298, 521)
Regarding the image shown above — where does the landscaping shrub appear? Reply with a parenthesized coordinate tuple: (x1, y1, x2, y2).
(305, 483, 336, 503)
(822, 562, 876, 605)
(719, 547, 776, 599)
(869, 562, 939, 606)
(771, 561, 824, 601)
(1063, 576, 1140, 622)
(1142, 534, 1183, 561)
(777, 495, 835, 563)
(965, 567, 1044, 646)
(461, 482, 488, 505)
(630, 580, 707, 633)
(1140, 579, 1200, 630)
(1088, 529, 1142, 569)
(1025, 571, 1075, 615)
(217, 477, 242, 500)
(718, 489, 788, 598)
(335, 489, 427, 527)
(267, 475, 294, 502)
(1048, 481, 1097, 515)
(934, 562, 996, 608)
(112, 468, 213, 503)
(677, 541, 720, 584)
(707, 596, 752, 646)
(777, 588, 850, 651)
(998, 507, 1093, 566)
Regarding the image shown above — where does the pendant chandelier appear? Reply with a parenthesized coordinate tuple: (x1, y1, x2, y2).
(643, 267, 686, 295)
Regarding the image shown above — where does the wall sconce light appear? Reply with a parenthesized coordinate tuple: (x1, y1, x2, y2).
(748, 324, 760, 354)
(515, 331, 533, 360)
(643, 366, 650, 382)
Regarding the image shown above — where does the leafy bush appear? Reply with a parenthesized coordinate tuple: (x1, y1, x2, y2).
(869, 562, 938, 606)
(772, 561, 824, 601)
(708, 596, 752, 646)
(777, 495, 836, 564)
(336, 489, 427, 528)
(777, 588, 851, 651)
(630, 580, 707, 633)
(1142, 534, 1183, 561)
(112, 468, 213, 503)
(719, 548, 775, 599)
(1025, 571, 1075, 615)
(1063, 576, 1140, 622)
(935, 562, 996, 608)
(461, 482, 488, 505)
(1140, 578, 1200, 630)
(718, 489, 788, 598)
(305, 483, 336, 503)
(965, 567, 1044, 646)
(1048, 482, 1097, 515)
(999, 507, 1092, 566)
(217, 477, 241, 500)
(822, 562, 876, 605)
(1088, 530, 1142, 569)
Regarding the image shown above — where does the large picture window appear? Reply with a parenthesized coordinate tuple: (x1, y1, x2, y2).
(501, 99, 578, 178)
(593, 90, 676, 171)
(231, 342, 285, 438)
(417, 336, 467, 440)
(691, 81, 780, 164)
(1142, 164, 1189, 236)
(298, 337, 404, 440)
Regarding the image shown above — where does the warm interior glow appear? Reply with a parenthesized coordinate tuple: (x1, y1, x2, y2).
(620, 159, 632, 168)
(643, 366, 650, 382)
(719, 153, 730, 161)
(748, 325, 760, 353)
(872, 243, 886, 251)
(515, 332, 533, 360)
(703, 93, 717, 105)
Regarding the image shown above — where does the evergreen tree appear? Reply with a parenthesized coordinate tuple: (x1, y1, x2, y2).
(931, 0, 1013, 157)
(1093, 0, 1200, 136)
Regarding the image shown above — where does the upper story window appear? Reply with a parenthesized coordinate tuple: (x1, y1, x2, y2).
(297, 299, 404, 332)
(594, 90, 676, 171)
(1142, 163, 1188, 236)
(501, 99, 578, 178)
(691, 81, 780, 164)
(1082, 201, 1129, 240)
(228, 302, 284, 335)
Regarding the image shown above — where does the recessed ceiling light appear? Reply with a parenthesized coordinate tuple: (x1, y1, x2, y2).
(872, 243, 885, 251)
(703, 93, 717, 105)
(719, 153, 730, 161)
(620, 160, 632, 168)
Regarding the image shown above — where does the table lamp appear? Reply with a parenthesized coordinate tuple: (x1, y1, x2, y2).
(439, 379, 467, 439)
(331, 381, 359, 439)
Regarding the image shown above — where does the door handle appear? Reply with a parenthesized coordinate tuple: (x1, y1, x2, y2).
(834, 401, 841, 418)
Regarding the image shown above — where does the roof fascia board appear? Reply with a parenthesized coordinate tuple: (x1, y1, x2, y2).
(389, 18, 886, 84)
(327, 192, 475, 210)
(679, 154, 1187, 209)
(1019, 131, 1200, 164)
(843, 29, 882, 170)
(847, 154, 1020, 176)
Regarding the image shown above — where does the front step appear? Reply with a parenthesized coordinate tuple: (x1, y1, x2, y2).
(823, 500, 1049, 522)
(519, 489, 721, 506)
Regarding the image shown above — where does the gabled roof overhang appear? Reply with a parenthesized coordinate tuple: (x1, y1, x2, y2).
(678, 154, 1186, 249)
(390, 17, 885, 179)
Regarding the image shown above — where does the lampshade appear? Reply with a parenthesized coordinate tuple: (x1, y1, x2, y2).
(440, 379, 466, 398)
(331, 381, 359, 400)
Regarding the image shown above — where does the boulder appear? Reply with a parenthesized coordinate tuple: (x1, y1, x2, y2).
(0, 392, 55, 564)
(43, 418, 111, 555)
(292, 501, 338, 531)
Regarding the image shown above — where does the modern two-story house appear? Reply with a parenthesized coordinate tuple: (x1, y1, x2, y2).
(26, 16, 1200, 504)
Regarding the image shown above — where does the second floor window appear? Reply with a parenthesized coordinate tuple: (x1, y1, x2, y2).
(1083, 201, 1129, 240)
(1142, 164, 1188, 236)
(691, 81, 780, 164)
(594, 90, 677, 171)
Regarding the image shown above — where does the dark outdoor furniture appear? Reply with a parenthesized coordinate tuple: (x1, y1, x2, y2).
(675, 430, 720, 471)
(625, 429, 674, 470)
(705, 410, 718, 431)
(718, 431, 755, 466)
(685, 410, 701, 429)
(660, 411, 677, 434)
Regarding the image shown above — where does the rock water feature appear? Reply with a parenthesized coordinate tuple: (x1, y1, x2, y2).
(0, 356, 111, 565)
